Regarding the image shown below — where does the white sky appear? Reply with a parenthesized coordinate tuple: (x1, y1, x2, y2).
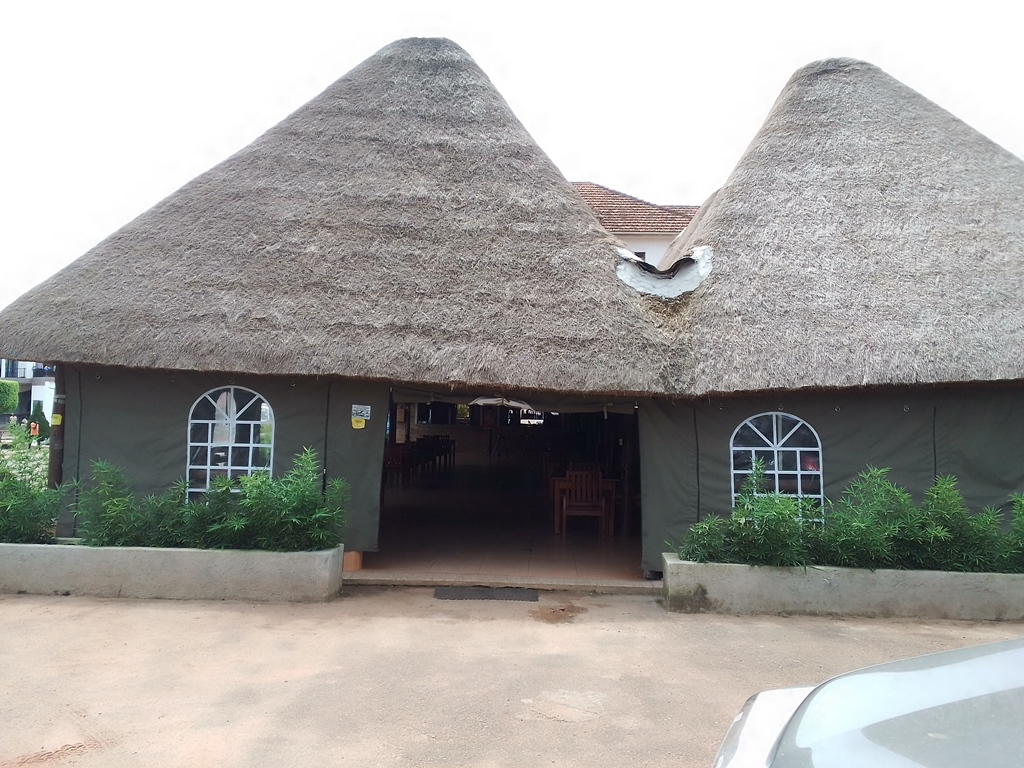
(1, 0, 1021, 311)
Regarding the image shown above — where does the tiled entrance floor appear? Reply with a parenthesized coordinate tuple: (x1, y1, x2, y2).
(359, 458, 647, 582)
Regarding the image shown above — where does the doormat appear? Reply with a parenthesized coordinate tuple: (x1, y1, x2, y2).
(434, 587, 539, 602)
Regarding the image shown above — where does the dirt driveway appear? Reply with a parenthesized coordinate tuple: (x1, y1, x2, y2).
(2, 587, 1021, 767)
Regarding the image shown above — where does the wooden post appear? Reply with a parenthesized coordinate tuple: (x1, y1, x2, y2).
(46, 364, 65, 490)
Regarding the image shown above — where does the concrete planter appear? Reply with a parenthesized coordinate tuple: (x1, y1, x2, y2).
(0, 542, 343, 602)
(662, 553, 1024, 620)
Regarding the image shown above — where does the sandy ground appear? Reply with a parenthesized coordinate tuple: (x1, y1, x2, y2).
(1, 587, 1021, 767)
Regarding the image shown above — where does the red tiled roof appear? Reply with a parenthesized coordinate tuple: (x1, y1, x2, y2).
(573, 182, 698, 234)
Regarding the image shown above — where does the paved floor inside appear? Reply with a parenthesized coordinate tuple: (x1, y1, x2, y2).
(356, 455, 648, 584)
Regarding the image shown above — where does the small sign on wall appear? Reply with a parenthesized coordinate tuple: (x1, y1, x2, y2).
(351, 404, 372, 430)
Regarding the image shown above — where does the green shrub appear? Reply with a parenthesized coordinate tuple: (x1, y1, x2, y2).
(0, 425, 60, 543)
(227, 449, 349, 551)
(998, 494, 1024, 574)
(74, 461, 152, 546)
(0, 424, 48, 487)
(806, 467, 909, 569)
(915, 475, 1001, 572)
(805, 513, 891, 570)
(0, 476, 61, 543)
(73, 448, 347, 551)
(679, 460, 810, 567)
(730, 491, 810, 567)
(677, 466, 1024, 574)
(0, 380, 18, 414)
(677, 515, 729, 563)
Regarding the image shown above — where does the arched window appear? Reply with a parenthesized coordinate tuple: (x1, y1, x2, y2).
(187, 386, 274, 498)
(730, 412, 822, 506)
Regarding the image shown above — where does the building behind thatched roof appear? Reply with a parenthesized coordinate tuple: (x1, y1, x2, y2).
(654, 58, 1024, 397)
(573, 182, 697, 235)
(0, 38, 669, 397)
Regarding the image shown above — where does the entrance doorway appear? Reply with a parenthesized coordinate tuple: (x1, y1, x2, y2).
(364, 405, 644, 582)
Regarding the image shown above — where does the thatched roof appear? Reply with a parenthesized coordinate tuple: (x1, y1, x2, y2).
(655, 58, 1024, 396)
(0, 38, 671, 396)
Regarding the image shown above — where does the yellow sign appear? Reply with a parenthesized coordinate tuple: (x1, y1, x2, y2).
(351, 417, 366, 430)
(51, 414, 63, 426)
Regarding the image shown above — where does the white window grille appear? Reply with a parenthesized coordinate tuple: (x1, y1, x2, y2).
(730, 412, 823, 506)
(187, 386, 274, 498)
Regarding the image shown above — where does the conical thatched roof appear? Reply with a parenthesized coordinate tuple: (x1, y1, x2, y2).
(655, 58, 1024, 396)
(0, 38, 669, 396)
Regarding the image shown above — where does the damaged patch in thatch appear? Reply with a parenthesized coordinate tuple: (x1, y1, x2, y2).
(616, 245, 712, 298)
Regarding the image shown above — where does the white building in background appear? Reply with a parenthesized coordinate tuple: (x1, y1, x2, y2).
(1, 359, 55, 420)
(573, 182, 698, 266)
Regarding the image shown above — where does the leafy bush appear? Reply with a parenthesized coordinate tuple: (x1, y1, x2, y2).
(679, 460, 811, 567)
(805, 467, 911, 570)
(0, 425, 60, 543)
(916, 475, 1001, 572)
(677, 466, 1024, 574)
(74, 448, 347, 551)
(998, 495, 1024, 574)
(0, 477, 61, 543)
(678, 516, 729, 564)
(0, 380, 18, 414)
(73, 461, 149, 546)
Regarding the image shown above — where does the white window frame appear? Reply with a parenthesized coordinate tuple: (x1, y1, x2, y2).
(187, 386, 274, 498)
(729, 411, 823, 506)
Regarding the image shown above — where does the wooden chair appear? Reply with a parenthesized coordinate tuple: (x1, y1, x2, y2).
(560, 471, 610, 536)
(384, 444, 413, 488)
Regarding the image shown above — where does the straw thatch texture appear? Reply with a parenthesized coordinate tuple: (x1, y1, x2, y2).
(656, 58, 1024, 396)
(0, 38, 669, 396)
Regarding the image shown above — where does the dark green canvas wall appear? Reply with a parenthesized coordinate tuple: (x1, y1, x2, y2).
(59, 366, 389, 550)
(638, 385, 1024, 571)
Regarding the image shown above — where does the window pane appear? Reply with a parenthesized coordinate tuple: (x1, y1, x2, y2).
(211, 448, 228, 466)
(253, 447, 271, 468)
(192, 395, 219, 421)
(732, 450, 753, 471)
(750, 414, 774, 441)
(237, 393, 263, 421)
(212, 420, 231, 445)
(235, 424, 253, 444)
(188, 468, 208, 488)
(734, 424, 769, 447)
(230, 447, 250, 468)
(801, 475, 822, 494)
(755, 449, 775, 470)
(800, 451, 821, 471)
(734, 473, 749, 494)
(189, 446, 209, 466)
(777, 414, 798, 437)
(783, 424, 818, 448)
(778, 474, 799, 494)
(189, 423, 209, 443)
(779, 451, 797, 471)
(258, 424, 273, 446)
